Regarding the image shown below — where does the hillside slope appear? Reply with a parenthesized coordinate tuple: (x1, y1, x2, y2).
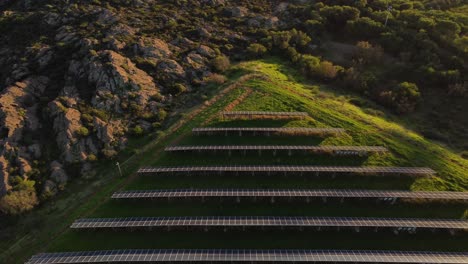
(3, 58, 467, 263)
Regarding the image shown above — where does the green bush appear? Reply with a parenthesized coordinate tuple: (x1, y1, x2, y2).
(132, 125, 144, 136)
(76, 127, 89, 137)
(211, 56, 230, 72)
(246, 43, 268, 58)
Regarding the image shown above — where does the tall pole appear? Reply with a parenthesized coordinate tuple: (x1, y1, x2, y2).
(384, 5, 392, 27)
(116, 162, 123, 177)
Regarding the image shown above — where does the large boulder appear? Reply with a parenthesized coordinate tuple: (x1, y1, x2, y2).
(0, 76, 48, 144)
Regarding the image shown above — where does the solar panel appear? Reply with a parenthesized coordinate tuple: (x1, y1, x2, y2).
(137, 166, 436, 175)
(25, 249, 468, 263)
(221, 111, 309, 116)
(110, 189, 468, 201)
(70, 216, 468, 230)
(192, 127, 345, 136)
(164, 145, 388, 153)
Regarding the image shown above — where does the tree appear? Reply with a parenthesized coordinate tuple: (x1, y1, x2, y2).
(347, 17, 384, 39)
(211, 55, 230, 72)
(270, 31, 292, 49)
(290, 29, 311, 48)
(319, 5, 360, 30)
(246, 43, 267, 58)
(434, 19, 461, 39)
(313, 61, 341, 80)
(380, 82, 421, 113)
(353, 41, 384, 65)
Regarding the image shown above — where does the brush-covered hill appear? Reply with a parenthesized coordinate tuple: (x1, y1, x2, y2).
(0, 0, 466, 217)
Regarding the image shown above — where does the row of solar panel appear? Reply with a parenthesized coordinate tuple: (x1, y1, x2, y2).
(192, 127, 345, 133)
(221, 111, 309, 116)
(70, 216, 468, 230)
(110, 189, 468, 201)
(26, 249, 468, 263)
(137, 166, 436, 175)
(164, 145, 388, 152)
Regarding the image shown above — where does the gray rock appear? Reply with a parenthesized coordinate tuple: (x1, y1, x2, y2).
(157, 59, 186, 80)
(197, 45, 216, 58)
(226, 6, 249, 17)
(42, 180, 57, 197)
(81, 162, 96, 179)
(50, 161, 68, 187)
(28, 144, 42, 159)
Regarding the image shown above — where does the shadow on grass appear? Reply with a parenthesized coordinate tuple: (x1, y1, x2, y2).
(153, 152, 369, 166)
(126, 174, 415, 190)
(177, 135, 326, 146)
(50, 230, 468, 252)
(91, 200, 468, 219)
(208, 120, 293, 128)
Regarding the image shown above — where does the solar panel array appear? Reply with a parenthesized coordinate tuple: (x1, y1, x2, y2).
(27, 110, 458, 264)
(111, 189, 468, 201)
(164, 145, 388, 153)
(222, 111, 309, 117)
(192, 127, 345, 134)
(138, 166, 436, 175)
(70, 216, 468, 230)
(26, 249, 468, 264)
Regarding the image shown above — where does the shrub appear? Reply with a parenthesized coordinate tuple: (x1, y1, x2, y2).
(379, 82, 421, 114)
(211, 56, 230, 72)
(0, 179, 38, 215)
(461, 151, 468, 160)
(132, 125, 144, 136)
(87, 154, 97, 162)
(203, 73, 227, 85)
(290, 29, 311, 48)
(171, 83, 187, 95)
(246, 43, 268, 58)
(76, 127, 89, 137)
(353, 41, 384, 65)
(158, 109, 167, 121)
(81, 113, 93, 123)
(313, 61, 341, 80)
(102, 148, 118, 159)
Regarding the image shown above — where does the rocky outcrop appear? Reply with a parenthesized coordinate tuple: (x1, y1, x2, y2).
(93, 117, 124, 146)
(0, 76, 48, 197)
(133, 37, 172, 61)
(197, 45, 217, 58)
(0, 157, 10, 196)
(48, 100, 87, 163)
(88, 50, 161, 113)
(156, 59, 186, 82)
